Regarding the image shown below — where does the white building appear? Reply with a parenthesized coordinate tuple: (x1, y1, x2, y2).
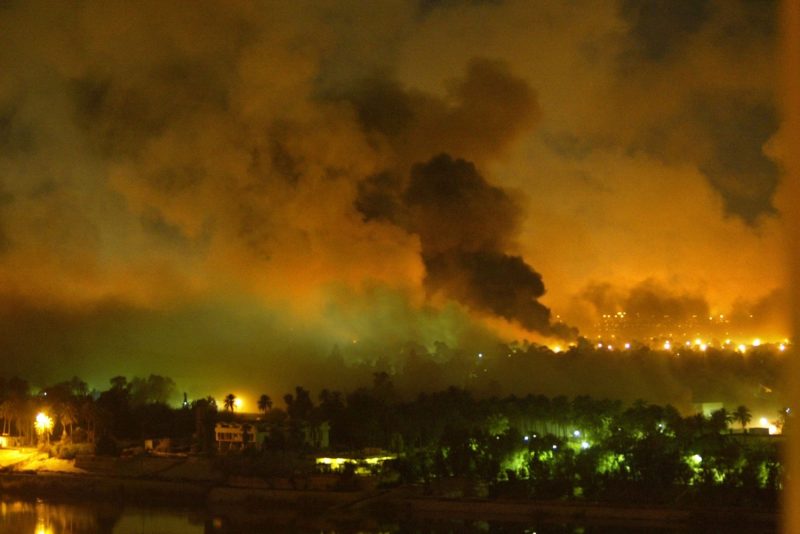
(215, 422, 261, 451)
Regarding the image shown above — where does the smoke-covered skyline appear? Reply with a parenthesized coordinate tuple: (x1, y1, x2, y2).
(0, 0, 789, 399)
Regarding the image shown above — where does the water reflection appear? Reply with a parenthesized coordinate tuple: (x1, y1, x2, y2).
(0, 497, 776, 533)
(0, 498, 203, 534)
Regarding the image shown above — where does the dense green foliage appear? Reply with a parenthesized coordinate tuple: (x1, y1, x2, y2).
(0, 372, 789, 507)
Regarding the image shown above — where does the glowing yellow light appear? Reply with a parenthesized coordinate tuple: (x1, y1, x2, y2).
(699, 344, 707, 352)
(738, 344, 747, 353)
(663, 341, 671, 350)
(769, 424, 778, 435)
(552, 345, 562, 353)
(753, 338, 761, 347)
(695, 338, 702, 346)
(725, 339, 731, 345)
(780, 344, 786, 352)
(624, 342, 631, 349)
(234, 398, 243, 410)
(759, 417, 769, 427)
(34, 412, 53, 432)
(606, 344, 613, 351)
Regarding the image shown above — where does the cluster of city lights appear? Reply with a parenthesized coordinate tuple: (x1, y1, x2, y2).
(560, 338, 792, 354)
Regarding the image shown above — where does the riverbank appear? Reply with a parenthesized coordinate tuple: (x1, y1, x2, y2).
(0, 472, 778, 530)
(0, 449, 779, 531)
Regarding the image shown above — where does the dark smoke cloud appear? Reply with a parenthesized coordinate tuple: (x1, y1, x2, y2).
(582, 279, 710, 321)
(345, 57, 568, 338)
(404, 154, 518, 254)
(345, 57, 540, 166)
(0, 0, 786, 400)
(358, 153, 575, 338)
(423, 251, 553, 335)
(618, 0, 711, 64)
(611, 0, 781, 225)
(692, 93, 780, 223)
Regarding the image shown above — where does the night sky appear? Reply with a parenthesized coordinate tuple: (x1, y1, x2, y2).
(0, 1, 789, 399)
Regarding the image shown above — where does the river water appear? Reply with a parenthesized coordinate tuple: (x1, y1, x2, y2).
(0, 495, 775, 533)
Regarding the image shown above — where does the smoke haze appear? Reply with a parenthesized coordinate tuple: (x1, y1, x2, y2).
(0, 1, 789, 405)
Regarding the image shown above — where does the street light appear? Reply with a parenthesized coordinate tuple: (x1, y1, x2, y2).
(34, 412, 53, 445)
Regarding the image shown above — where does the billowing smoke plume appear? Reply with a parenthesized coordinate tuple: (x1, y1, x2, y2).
(354, 151, 575, 338)
(582, 279, 710, 323)
(403, 154, 575, 338)
(0, 0, 786, 400)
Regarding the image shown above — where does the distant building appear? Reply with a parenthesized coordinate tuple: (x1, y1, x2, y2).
(215, 422, 265, 451)
(0, 435, 21, 448)
(302, 421, 330, 450)
(693, 402, 724, 417)
(315, 450, 396, 475)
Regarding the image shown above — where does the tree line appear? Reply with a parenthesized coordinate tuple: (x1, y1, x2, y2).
(0, 372, 790, 507)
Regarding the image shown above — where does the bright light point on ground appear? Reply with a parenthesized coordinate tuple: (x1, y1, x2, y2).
(759, 417, 769, 427)
(769, 424, 778, 435)
(581, 441, 590, 449)
(725, 339, 731, 345)
(597, 343, 603, 349)
(691, 454, 702, 464)
(663, 341, 671, 350)
(700, 344, 707, 352)
(624, 343, 630, 349)
(573, 430, 581, 437)
(695, 338, 702, 345)
(234, 398, 243, 410)
(779, 344, 786, 352)
(552, 346, 562, 353)
(607, 345, 613, 350)
(478, 353, 483, 358)
(753, 339, 761, 347)
(738, 344, 747, 353)
(552, 445, 558, 450)
(524, 435, 529, 441)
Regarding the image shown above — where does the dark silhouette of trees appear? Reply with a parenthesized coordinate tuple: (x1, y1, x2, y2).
(129, 375, 176, 405)
(257, 394, 272, 414)
(192, 396, 217, 453)
(223, 393, 237, 412)
(283, 387, 313, 421)
(0, 370, 784, 508)
(734, 405, 752, 431)
(709, 408, 733, 434)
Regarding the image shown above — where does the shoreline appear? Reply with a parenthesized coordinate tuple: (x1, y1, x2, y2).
(0, 467, 779, 530)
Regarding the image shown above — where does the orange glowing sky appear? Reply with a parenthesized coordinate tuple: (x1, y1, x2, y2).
(0, 0, 790, 395)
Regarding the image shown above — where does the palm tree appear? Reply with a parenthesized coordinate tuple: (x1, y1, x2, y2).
(257, 394, 272, 414)
(60, 403, 79, 439)
(81, 399, 97, 443)
(224, 393, 237, 412)
(710, 407, 733, 434)
(0, 400, 12, 435)
(734, 405, 752, 432)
